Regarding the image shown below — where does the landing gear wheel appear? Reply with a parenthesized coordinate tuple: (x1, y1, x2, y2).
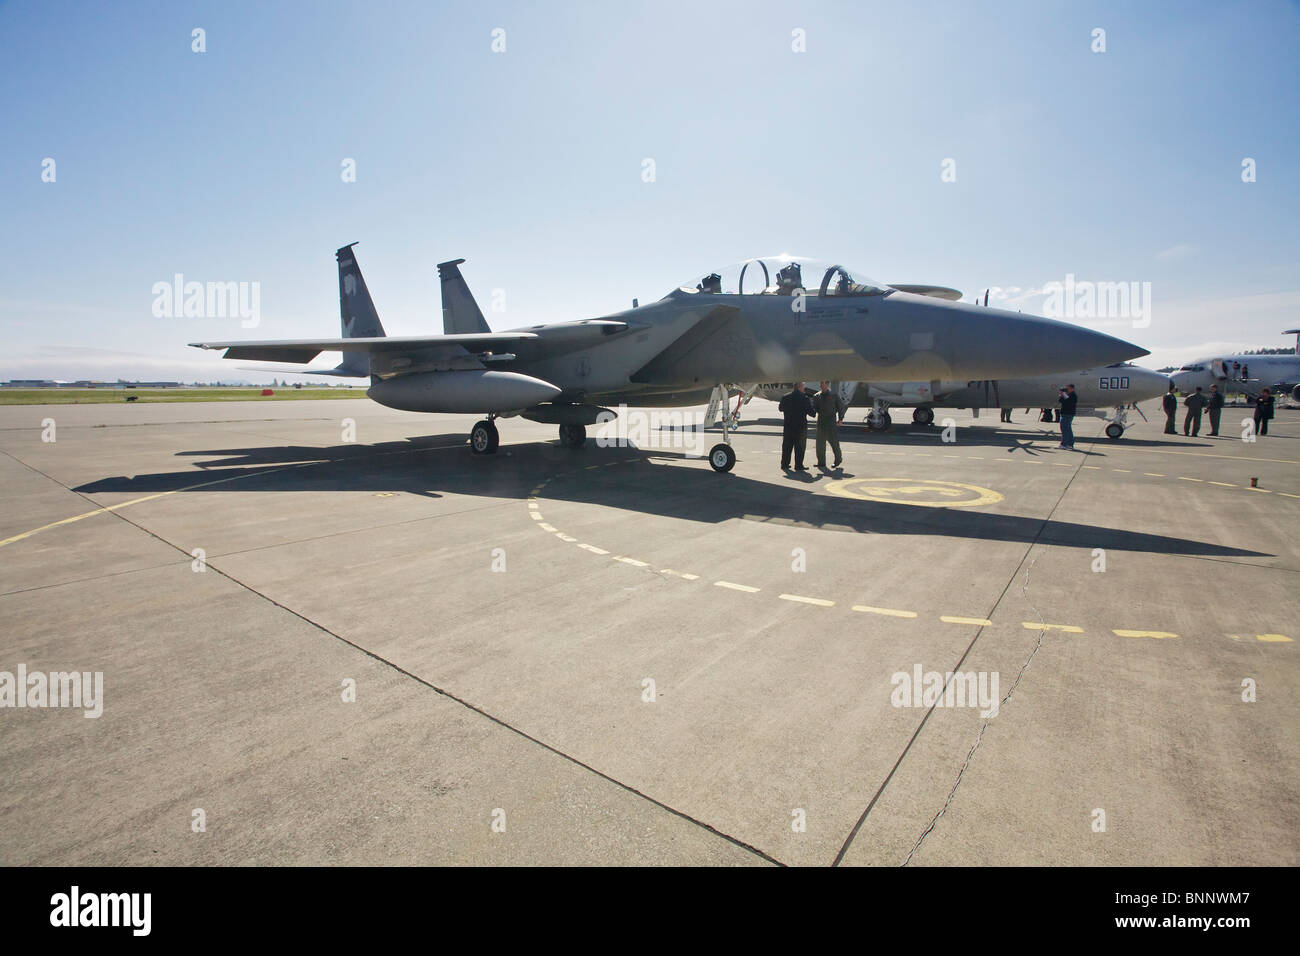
(709, 443, 736, 473)
(559, 423, 587, 448)
(913, 407, 934, 426)
(1105, 422, 1124, 440)
(470, 420, 499, 455)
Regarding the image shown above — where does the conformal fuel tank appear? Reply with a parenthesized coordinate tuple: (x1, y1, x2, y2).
(367, 370, 561, 413)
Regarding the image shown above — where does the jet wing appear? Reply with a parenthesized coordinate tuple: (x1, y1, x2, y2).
(189, 332, 538, 364)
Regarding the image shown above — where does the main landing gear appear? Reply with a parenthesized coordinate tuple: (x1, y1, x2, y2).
(470, 417, 500, 454)
(866, 399, 892, 431)
(912, 406, 935, 426)
(559, 423, 587, 448)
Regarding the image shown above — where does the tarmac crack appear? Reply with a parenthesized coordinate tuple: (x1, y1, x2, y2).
(832, 443, 1090, 867)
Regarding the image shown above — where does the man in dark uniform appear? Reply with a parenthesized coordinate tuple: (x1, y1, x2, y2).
(778, 382, 815, 471)
(1206, 383, 1225, 436)
(1057, 384, 1078, 449)
(1162, 383, 1178, 434)
(812, 380, 847, 469)
(1183, 386, 1206, 436)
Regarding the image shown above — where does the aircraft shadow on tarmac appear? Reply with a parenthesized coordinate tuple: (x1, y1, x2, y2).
(70, 436, 1270, 559)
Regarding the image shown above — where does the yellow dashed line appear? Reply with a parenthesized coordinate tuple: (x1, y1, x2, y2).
(1022, 622, 1084, 633)
(1113, 629, 1179, 639)
(1247, 487, 1272, 494)
(1209, 481, 1237, 487)
(1178, 477, 1202, 482)
(615, 556, 648, 567)
(556, 533, 577, 542)
(538, 523, 556, 532)
(779, 593, 834, 607)
(1281, 493, 1300, 499)
(527, 501, 539, 510)
(941, 615, 993, 627)
(1144, 473, 1165, 477)
(578, 543, 609, 555)
(529, 512, 543, 521)
(1113, 469, 1131, 473)
(715, 581, 760, 593)
(853, 605, 917, 618)
(1257, 634, 1293, 643)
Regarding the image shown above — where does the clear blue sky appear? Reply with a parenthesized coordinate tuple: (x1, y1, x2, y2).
(3, 0, 1298, 381)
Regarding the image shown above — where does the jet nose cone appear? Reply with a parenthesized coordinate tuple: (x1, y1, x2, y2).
(1009, 313, 1148, 371)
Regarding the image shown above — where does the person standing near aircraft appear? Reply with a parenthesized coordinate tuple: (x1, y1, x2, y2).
(779, 382, 816, 471)
(1183, 386, 1206, 436)
(813, 381, 846, 469)
(1254, 388, 1275, 436)
(1057, 384, 1077, 449)
(1000, 407, 1012, 422)
(1207, 384, 1225, 436)
(1163, 383, 1178, 434)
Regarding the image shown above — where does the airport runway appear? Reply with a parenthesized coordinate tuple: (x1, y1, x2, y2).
(1, 398, 1296, 866)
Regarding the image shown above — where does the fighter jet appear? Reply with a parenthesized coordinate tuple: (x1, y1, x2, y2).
(190, 247, 1148, 472)
(1170, 331, 1300, 403)
(755, 362, 1169, 439)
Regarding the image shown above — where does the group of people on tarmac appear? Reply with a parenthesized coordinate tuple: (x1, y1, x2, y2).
(1163, 382, 1275, 438)
(777, 376, 1278, 467)
(778, 381, 846, 471)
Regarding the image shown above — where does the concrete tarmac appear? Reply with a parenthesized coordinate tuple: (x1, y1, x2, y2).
(0, 398, 1296, 865)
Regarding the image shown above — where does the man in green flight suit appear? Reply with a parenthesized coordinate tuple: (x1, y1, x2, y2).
(813, 380, 847, 469)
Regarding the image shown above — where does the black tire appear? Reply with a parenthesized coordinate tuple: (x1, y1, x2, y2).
(559, 423, 586, 448)
(881, 412, 892, 430)
(912, 407, 934, 426)
(1105, 423, 1124, 440)
(470, 420, 499, 454)
(708, 443, 736, 472)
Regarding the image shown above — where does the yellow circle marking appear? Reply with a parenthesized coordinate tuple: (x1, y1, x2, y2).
(824, 477, 1003, 508)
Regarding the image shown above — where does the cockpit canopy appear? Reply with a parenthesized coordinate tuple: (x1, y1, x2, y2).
(672, 256, 893, 299)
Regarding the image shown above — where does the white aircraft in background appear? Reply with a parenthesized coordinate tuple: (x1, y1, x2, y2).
(1170, 330, 1300, 403)
(752, 362, 1169, 439)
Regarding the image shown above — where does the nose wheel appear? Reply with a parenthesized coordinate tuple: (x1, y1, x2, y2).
(708, 382, 738, 472)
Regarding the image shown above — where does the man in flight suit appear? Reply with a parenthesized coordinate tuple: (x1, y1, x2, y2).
(778, 382, 816, 471)
(1183, 386, 1207, 436)
(813, 380, 847, 469)
(1206, 384, 1225, 436)
(1162, 383, 1178, 434)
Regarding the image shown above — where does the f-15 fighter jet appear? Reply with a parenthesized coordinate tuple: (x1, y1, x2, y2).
(191, 247, 1147, 472)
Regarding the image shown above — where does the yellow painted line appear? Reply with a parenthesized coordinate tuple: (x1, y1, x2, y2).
(556, 533, 577, 542)
(852, 605, 917, 619)
(944, 455, 962, 458)
(1113, 629, 1179, 640)
(537, 523, 557, 532)
(1144, 473, 1165, 477)
(1051, 463, 1071, 467)
(527, 501, 539, 509)
(530, 512, 543, 521)
(798, 348, 855, 356)
(1082, 465, 1100, 470)
(585, 465, 600, 470)
(660, 569, 699, 580)
(1281, 493, 1300, 499)
(615, 556, 648, 567)
(779, 593, 834, 607)
(966, 456, 984, 460)
(1177, 477, 1202, 482)
(715, 580, 760, 593)
(1022, 622, 1084, 633)
(1113, 469, 1131, 473)
(1247, 487, 1272, 494)
(578, 543, 608, 555)
(1209, 481, 1237, 487)
(0, 464, 308, 550)
(1257, 633, 1293, 643)
(941, 615, 993, 627)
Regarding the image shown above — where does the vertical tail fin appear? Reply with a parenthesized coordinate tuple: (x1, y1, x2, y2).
(336, 243, 384, 376)
(437, 258, 492, 334)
